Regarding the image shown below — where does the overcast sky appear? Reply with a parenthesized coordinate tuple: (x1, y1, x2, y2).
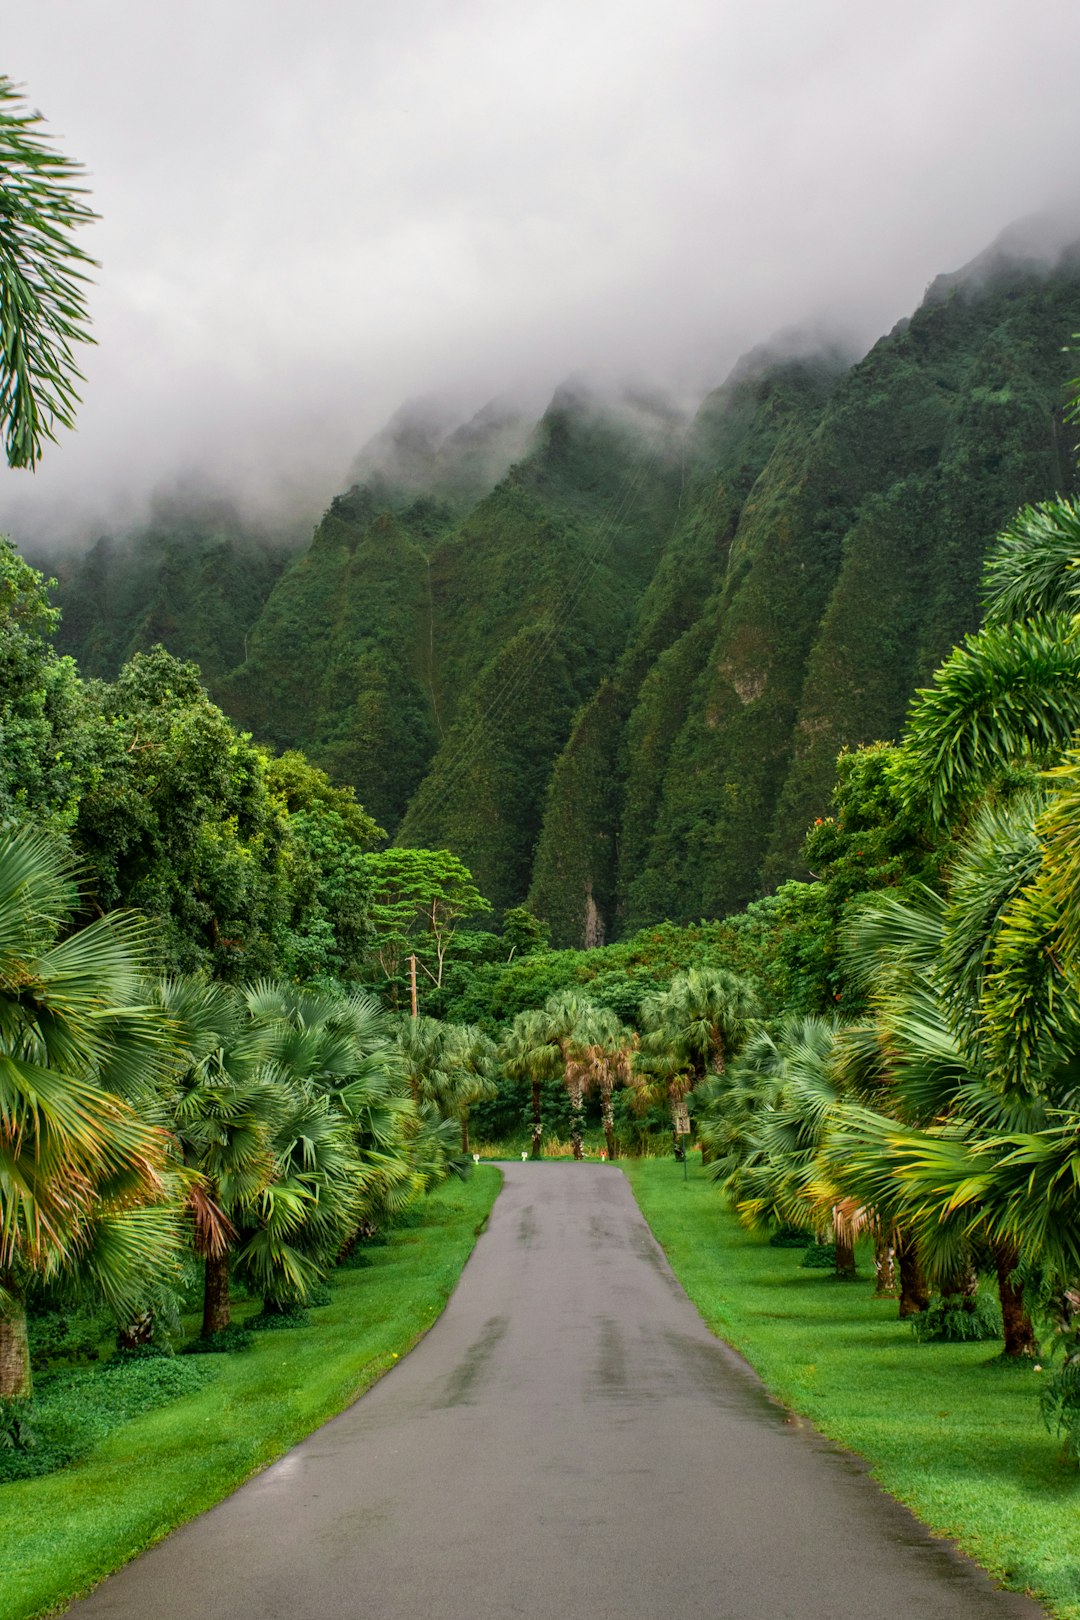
(4, 0, 1080, 546)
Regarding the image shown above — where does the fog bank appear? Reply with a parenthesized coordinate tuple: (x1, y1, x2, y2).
(4, 0, 1080, 547)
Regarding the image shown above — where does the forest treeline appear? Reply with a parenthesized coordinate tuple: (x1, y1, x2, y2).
(45, 235, 1080, 944)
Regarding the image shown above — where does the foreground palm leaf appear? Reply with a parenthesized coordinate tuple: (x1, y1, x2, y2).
(0, 77, 98, 468)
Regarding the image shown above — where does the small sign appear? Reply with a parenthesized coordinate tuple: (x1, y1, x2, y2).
(674, 1119, 691, 1134)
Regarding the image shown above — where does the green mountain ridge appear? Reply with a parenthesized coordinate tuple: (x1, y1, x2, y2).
(42, 500, 294, 684)
(38, 232, 1080, 945)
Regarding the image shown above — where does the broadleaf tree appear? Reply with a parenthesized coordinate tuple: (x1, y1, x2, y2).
(367, 847, 492, 994)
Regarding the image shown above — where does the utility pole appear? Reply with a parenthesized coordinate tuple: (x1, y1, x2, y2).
(409, 953, 418, 1019)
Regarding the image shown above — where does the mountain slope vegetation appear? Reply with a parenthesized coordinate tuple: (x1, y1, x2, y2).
(46, 500, 292, 684)
(534, 248, 1080, 941)
(40, 234, 1080, 944)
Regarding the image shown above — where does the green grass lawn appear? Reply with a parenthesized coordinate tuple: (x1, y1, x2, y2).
(623, 1157, 1080, 1619)
(0, 1167, 500, 1620)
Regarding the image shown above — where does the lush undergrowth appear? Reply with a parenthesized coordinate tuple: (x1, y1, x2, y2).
(623, 1159, 1080, 1619)
(0, 1169, 500, 1620)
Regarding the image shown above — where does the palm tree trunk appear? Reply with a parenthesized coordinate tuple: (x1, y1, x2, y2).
(569, 1077, 585, 1160)
(530, 1079, 543, 1158)
(895, 1229, 930, 1318)
(202, 1251, 232, 1337)
(993, 1240, 1037, 1358)
(118, 1311, 155, 1352)
(940, 1253, 979, 1308)
(460, 1113, 470, 1155)
(834, 1229, 857, 1280)
(873, 1235, 896, 1297)
(0, 1284, 30, 1399)
(601, 1084, 617, 1160)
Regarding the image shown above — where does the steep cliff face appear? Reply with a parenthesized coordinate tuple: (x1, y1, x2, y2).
(223, 385, 684, 884)
(394, 387, 686, 911)
(218, 489, 442, 830)
(527, 354, 845, 944)
(217, 397, 540, 832)
(604, 250, 1080, 939)
(765, 260, 1080, 879)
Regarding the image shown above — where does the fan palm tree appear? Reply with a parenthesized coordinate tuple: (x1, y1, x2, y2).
(499, 1009, 561, 1159)
(581, 1010, 636, 1161)
(441, 1024, 498, 1154)
(156, 978, 277, 1338)
(698, 1026, 784, 1194)
(0, 827, 182, 1396)
(637, 967, 758, 1154)
(538, 991, 606, 1160)
(717, 1015, 860, 1277)
(397, 1017, 498, 1153)
(244, 980, 426, 1261)
(237, 1079, 364, 1313)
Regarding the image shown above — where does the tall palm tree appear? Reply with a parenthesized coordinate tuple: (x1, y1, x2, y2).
(981, 495, 1080, 624)
(0, 827, 181, 1396)
(538, 991, 606, 1160)
(826, 815, 1052, 1351)
(898, 489, 1080, 820)
(637, 967, 758, 1153)
(397, 1017, 498, 1153)
(581, 1009, 636, 1161)
(831, 486, 1080, 1345)
(157, 978, 276, 1338)
(900, 617, 1080, 822)
(499, 1010, 561, 1159)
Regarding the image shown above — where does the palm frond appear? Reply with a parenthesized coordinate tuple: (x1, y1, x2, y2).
(982, 496, 1080, 624)
(900, 616, 1080, 820)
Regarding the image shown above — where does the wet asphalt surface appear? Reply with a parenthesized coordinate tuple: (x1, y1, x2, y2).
(70, 1164, 1044, 1619)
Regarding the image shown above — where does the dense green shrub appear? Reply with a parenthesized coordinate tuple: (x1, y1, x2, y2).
(799, 1243, 837, 1270)
(911, 1293, 1004, 1345)
(0, 1357, 213, 1483)
(184, 1324, 254, 1356)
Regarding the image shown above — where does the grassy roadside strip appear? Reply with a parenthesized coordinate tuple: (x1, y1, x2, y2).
(622, 1159, 1079, 1619)
(0, 1167, 501, 1620)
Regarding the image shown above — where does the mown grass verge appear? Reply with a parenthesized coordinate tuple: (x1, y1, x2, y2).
(0, 1167, 501, 1620)
(622, 1158, 1079, 1618)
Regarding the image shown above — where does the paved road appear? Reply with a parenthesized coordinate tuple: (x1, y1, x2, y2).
(71, 1165, 1042, 1619)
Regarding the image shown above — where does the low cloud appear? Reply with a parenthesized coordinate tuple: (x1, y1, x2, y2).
(4, 0, 1080, 548)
